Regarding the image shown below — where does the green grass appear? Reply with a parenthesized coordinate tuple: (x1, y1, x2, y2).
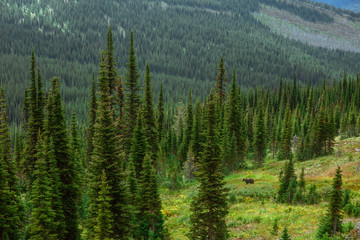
(160, 139, 360, 239)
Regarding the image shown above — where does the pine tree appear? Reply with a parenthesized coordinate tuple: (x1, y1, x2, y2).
(0, 88, 20, 240)
(253, 100, 266, 167)
(156, 84, 165, 143)
(215, 57, 228, 107)
(94, 170, 114, 240)
(178, 89, 193, 164)
(299, 167, 306, 196)
(124, 31, 141, 154)
(190, 99, 203, 167)
(280, 227, 291, 240)
(105, 26, 117, 102)
(116, 75, 125, 128)
(86, 74, 97, 164)
(278, 105, 293, 160)
(22, 50, 45, 185)
(136, 154, 165, 239)
(47, 78, 80, 240)
(88, 54, 131, 239)
(278, 159, 296, 203)
(189, 92, 229, 240)
(70, 109, 85, 175)
(28, 135, 58, 240)
(130, 113, 147, 179)
(142, 65, 158, 165)
(317, 166, 343, 238)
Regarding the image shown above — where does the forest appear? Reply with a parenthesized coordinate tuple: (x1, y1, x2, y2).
(1, 26, 360, 239)
(2, 0, 360, 125)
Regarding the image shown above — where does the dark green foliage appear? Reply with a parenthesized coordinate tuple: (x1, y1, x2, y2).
(136, 154, 165, 240)
(156, 84, 165, 143)
(280, 227, 291, 240)
(0, 88, 20, 240)
(278, 160, 296, 203)
(215, 57, 228, 107)
(189, 93, 229, 240)
(86, 75, 97, 164)
(307, 184, 319, 204)
(124, 31, 141, 154)
(253, 100, 266, 167)
(130, 114, 147, 179)
(278, 105, 293, 160)
(28, 135, 58, 240)
(94, 170, 114, 240)
(47, 78, 80, 240)
(317, 167, 343, 238)
(142, 65, 158, 165)
(105, 26, 117, 102)
(271, 218, 279, 236)
(342, 189, 351, 208)
(88, 53, 131, 240)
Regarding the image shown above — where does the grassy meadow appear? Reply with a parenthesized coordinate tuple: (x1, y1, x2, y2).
(161, 138, 360, 239)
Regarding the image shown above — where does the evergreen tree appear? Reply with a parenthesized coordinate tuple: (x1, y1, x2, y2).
(178, 89, 193, 164)
(105, 26, 117, 102)
(86, 74, 97, 164)
(0, 88, 20, 240)
(88, 54, 131, 239)
(215, 57, 228, 107)
(124, 31, 141, 154)
(278, 105, 293, 160)
(136, 154, 165, 240)
(278, 159, 296, 203)
(48, 78, 80, 240)
(156, 84, 165, 143)
(94, 170, 114, 240)
(22, 49, 45, 185)
(299, 167, 306, 196)
(317, 166, 343, 238)
(253, 100, 266, 167)
(28, 135, 58, 240)
(142, 65, 158, 164)
(280, 227, 291, 240)
(130, 113, 147, 179)
(189, 92, 229, 240)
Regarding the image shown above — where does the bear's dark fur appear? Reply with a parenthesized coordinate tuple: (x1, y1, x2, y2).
(242, 178, 254, 184)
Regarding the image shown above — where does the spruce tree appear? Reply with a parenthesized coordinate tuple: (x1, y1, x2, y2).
(136, 154, 165, 239)
(47, 78, 80, 240)
(156, 83, 165, 143)
(253, 100, 266, 167)
(317, 166, 343, 238)
(105, 26, 117, 102)
(124, 31, 141, 154)
(189, 92, 229, 240)
(129, 112, 147, 179)
(215, 57, 228, 107)
(0, 88, 20, 240)
(86, 74, 97, 164)
(142, 65, 158, 164)
(178, 89, 193, 164)
(280, 227, 291, 240)
(278, 105, 293, 160)
(278, 159, 296, 203)
(28, 135, 58, 240)
(22, 50, 45, 185)
(88, 54, 131, 239)
(94, 170, 114, 240)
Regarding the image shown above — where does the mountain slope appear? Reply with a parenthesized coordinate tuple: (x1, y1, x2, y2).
(1, 0, 360, 122)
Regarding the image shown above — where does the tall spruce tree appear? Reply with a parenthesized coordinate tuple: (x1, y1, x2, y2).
(86, 74, 97, 164)
(278, 105, 293, 160)
(136, 154, 165, 239)
(317, 166, 343, 238)
(215, 57, 228, 107)
(156, 84, 165, 143)
(94, 170, 114, 240)
(47, 78, 80, 240)
(28, 135, 58, 240)
(130, 113, 147, 179)
(189, 92, 229, 240)
(105, 26, 117, 102)
(124, 31, 141, 154)
(253, 100, 266, 167)
(0, 88, 21, 240)
(142, 65, 158, 164)
(88, 54, 131, 239)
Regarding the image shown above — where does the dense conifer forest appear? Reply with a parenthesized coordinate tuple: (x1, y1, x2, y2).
(2, 0, 360, 124)
(1, 24, 360, 239)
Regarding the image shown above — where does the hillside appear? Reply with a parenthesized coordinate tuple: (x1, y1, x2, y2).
(162, 138, 360, 239)
(1, 0, 360, 123)
(314, 0, 360, 12)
